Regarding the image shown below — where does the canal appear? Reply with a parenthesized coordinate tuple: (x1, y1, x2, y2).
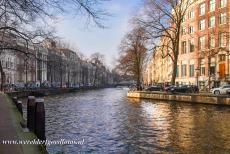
(29, 88, 230, 153)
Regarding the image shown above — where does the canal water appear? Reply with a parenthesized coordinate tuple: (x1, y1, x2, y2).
(29, 88, 230, 153)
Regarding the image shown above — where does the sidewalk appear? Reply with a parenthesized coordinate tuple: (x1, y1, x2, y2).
(0, 92, 24, 154)
(0, 92, 46, 154)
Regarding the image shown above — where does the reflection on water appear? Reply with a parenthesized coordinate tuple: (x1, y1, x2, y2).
(28, 88, 230, 153)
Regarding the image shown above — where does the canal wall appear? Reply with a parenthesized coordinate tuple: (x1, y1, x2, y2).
(6, 87, 106, 98)
(127, 91, 230, 105)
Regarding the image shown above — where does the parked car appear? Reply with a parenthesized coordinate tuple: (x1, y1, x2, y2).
(166, 85, 199, 93)
(187, 85, 199, 93)
(164, 85, 175, 92)
(2, 84, 15, 91)
(14, 82, 25, 91)
(227, 89, 230, 95)
(168, 85, 189, 93)
(146, 85, 162, 91)
(210, 85, 230, 95)
(40, 82, 51, 89)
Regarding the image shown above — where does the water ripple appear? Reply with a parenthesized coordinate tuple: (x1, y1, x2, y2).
(34, 88, 230, 153)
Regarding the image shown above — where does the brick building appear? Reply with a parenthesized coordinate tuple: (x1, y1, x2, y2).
(145, 0, 230, 90)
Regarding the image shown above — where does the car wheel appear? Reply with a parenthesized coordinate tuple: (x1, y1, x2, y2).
(214, 90, 220, 95)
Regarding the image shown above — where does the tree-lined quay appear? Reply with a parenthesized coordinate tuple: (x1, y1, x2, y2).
(142, 0, 230, 91)
(1, 39, 117, 92)
(0, 0, 120, 92)
(115, 0, 230, 93)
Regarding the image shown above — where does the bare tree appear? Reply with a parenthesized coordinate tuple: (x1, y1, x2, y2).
(90, 52, 105, 86)
(137, 0, 195, 85)
(117, 27, 147, 90)
(0, 0, 109, 90)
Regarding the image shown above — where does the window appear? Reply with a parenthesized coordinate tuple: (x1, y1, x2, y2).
(199, 19, 205, 30)
(209, 16, 215, 28)
(189, 65, 194, 77)
(219, 13, 226, 24)
(1, 60, 5, 68)
(219, 54, 226, 61)
(181, 65, 187, 77)
(200, 59, 205, 76)
(209, 0, 215, 12)
(181, 41, 187, 54)
(199, 36, 205, 50)
(182, 16, 186, 23)
(220, 0, 227, 8)
(210, 66, 215, 75)
(189, 26, 194, 34)
(189, 40, 195, 52)
(189, 11, 195, 19)
(8, 58, 11, 69)
(6, 58, 10, 69)
(210, 57, 216, 75)
(182, 27, 186, 35)
(209, 35, 215, 49)
(219, 33, 226, 47)
(200, 3, 205, 16)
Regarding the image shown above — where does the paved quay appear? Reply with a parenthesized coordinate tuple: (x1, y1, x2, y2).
(0, 92, 23, 154)
(128, 91, 230, 105)
(0, 92, 46, 154)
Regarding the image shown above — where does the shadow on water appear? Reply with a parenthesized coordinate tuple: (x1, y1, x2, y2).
(21, 88, 230, 153)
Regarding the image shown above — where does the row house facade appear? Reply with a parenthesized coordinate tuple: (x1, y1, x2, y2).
(0, 33, 37, 85)
(45, 40, 113, 88)
(0, 37, 114, 88)
(145, 0, 230, 90)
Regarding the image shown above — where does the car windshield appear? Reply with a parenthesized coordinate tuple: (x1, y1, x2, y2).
(223, 85, 230, 88)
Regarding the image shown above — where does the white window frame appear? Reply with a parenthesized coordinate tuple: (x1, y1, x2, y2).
(220, 0, 227, 8)
(209, 16, 215, 28)
(219, 33, 226, 47)
(189, 26, 194, 34)
(200, 3, 205, 16)
(209, 34, 215, 49)
(199, 19, 205, 30)
(219, 13, 226, 24)
(209, 0, 215, 12)
(199, 36, 205, 50)
(189, 11, 195, 19)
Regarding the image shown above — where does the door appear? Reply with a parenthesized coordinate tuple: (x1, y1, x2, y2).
(219, 63, 225, 78)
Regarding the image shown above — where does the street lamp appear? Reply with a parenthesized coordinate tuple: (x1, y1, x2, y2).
(195, 67, 200, 87)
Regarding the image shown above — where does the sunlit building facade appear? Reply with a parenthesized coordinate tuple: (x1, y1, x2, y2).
(145, 0, 230, 90)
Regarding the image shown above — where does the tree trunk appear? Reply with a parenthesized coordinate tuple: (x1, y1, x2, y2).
(93, 68, 97, 87)
(25, 60, 28, 89)
(171, 36, 180, 85)
(136, 78, 141, 90)
(50, 66, 53, 85)
(136, 67, 142, 90)
(68, 71, 70, 88)
(0, 61, 6, 91)
(60, 67, 63, 88)
(171, 60, 177, 85)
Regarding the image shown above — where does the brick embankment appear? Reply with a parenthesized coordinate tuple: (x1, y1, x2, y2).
(127, 91, 230, 105)
(0, 92, 46, 154)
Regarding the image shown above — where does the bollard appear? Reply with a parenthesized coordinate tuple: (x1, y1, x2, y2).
(17, 100, 23, 115)
(12, 96, 17, 105)
(35, 99, 46, 140)
(27, 96, 36, 132)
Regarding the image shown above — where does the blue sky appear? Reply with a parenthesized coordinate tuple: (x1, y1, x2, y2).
(53, 0, 142, 68)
